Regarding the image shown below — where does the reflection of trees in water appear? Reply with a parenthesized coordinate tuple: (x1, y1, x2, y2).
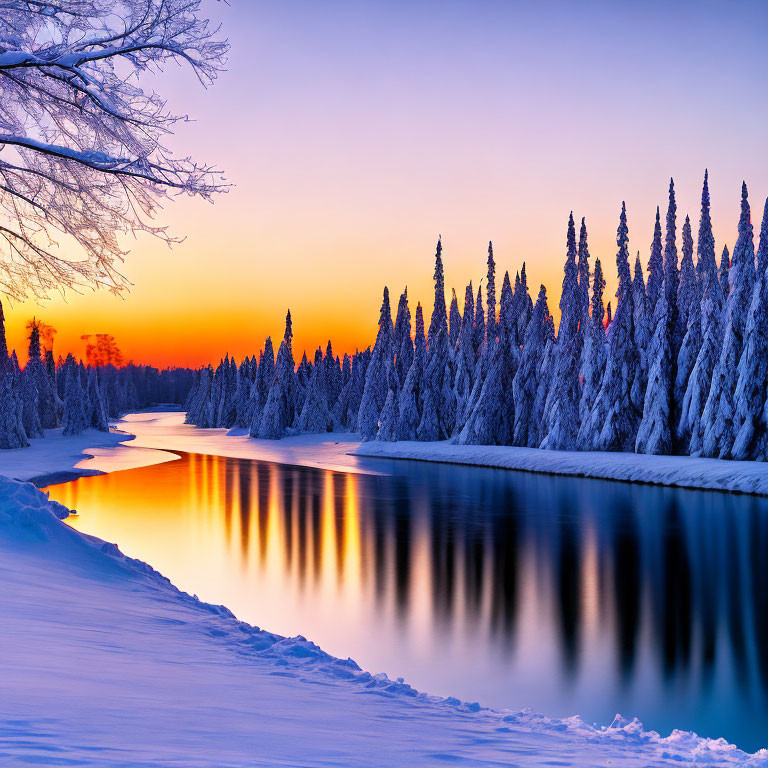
(209, 454, 768, 698)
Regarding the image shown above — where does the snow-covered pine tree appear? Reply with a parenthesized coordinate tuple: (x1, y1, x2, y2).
(577, 218, 591, 327)
(583, 202, 641, 452)
(457, 268, 518, 445)
(62, 363, 89, 436)
(233, 357, 253, 428)
(451, 283, 476, 429)
(515, 263, 533, 345)
(647, 206, 664, 317)
(394, 288, 414, 389)
(375, 368, 401, 441)
(449, 288, 461, 351)
(26, 324, 58, 429)
(248, 339, 275, 436)
(541, 213, 582, 450)
(323, 342, 341, 411)
(87, 368, 109, 432)
(296, 347, 330, 433)
(486, 241, 497, 343)
(683, 272, 724, 452)
(512, 285, 550, 447)
(636, 182, 679, 455)
(632, 252, 649, 398)
(719, 244, 730, 297)
(673, 214, 702, 428)
(20, 367, 43, 440)
(700, 183, 756, 458)
(357, 287, 394, 440)
(258, 310, 299, 440)
(577, 257, 607, 430)
(0, 303, 28, 449)
(397, 303, 426, 440)
(473, 284, 485, 359)
(417, 238, 455, 440)
(331, 349, 367, 431)
(696, 170, 718, 284)
(731, 196, 768, 459)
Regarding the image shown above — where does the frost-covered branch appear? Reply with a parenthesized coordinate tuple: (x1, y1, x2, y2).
(0, 0, 228, 300)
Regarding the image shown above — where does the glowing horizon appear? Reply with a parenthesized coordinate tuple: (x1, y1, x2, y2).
(3, 1, 768, 369)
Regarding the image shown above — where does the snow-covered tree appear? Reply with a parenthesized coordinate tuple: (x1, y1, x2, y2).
(473, 284, 485, 358)
(512, 285, 550, 447)
(397, 303, 426, 440)
(583, 202, 640, 451)
(731, 196, 768, 459)
(458, 270, 517, 445)
(296, 348, 330, 433)
(357, 287, 394, 440)
(86, 368, 109, 432)
(331, 349, 369, 431)
(541, 213, 582, 450)
(429, 237, 447, 343)
(719, 245, 731, 297)
(697, 170, 718, 284)
(486, 241, 497, 342)
(636, 182, 679, 455)
(577, 257, 607, 428)
(393, 289, 413, 388)
(577, 218, 591, 326)
(452, 283, 475, 428)
(632, 252, 649, 398)
(259, 311, 299, 440)
(0, 0, 228, 301)
(375, 368, 401, 442)
(248, 339, 275, 436)
(515, 263, 533, 345)
(448, 288, 461, 350)
(61, 361, 89, 436)
(647, 206, 664, 316)
(25, 322, 57, 429)
(700, 183, 756, 458)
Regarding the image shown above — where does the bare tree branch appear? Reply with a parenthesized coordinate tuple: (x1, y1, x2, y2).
(0, 0, 229, 301)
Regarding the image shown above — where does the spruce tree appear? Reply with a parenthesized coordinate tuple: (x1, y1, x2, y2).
(512, 285, 550, 447)
(0, 368, 28, 449)
(541, 213, 582, 450)
(514, 263, 533, 345)
(0, 299, 8, 371)
(486, 241, 496, 342)
(696, 170, 718, 284)
(296, 347, 330, 433)
(577, 257, 607, 431)
(577, 217, 591, 326)
(357, 288, 394, 440)
(647, 206, 664, 316)
(473, 284, 485, 358)
(731, 196, 768, 459)
(452, 283, 476, 429)
(583, 202, 640, 451)
(448, 288, 461, 350)
(636, 182, 679, 455)
(248, 338, 275, 436)
(719, 245, 730, 297)
(700, 183, 756, 458)
(632, 252, 649, 398)
(397, 303, 426, 440)
(375, 369, 401, 442)
(394, 288, 414, 388)
(429, 236, 447, 344)
(87, 368, 109, 431)
(258, 310, 299, 439)
(62, 365, 89, 436)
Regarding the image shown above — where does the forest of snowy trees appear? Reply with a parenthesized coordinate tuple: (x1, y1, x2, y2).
(0, 305, 194, 450)
(186, 173, 768, 461)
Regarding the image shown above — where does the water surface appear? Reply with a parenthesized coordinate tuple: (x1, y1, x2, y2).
(47, 452, 768, 752)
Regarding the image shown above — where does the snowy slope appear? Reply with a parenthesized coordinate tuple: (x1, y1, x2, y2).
(1, 476, 766, 767)
(355, 440, 768, 495)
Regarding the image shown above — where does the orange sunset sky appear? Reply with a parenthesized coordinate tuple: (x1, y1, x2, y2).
(3, 1, 768, 368)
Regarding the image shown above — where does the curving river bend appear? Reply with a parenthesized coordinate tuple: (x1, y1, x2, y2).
(46, 449, 768, 752)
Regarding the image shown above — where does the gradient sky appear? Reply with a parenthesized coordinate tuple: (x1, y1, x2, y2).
(5, 0, 768, 367)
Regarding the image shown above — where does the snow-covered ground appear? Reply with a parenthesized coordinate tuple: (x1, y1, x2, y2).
(356, 440, 768, 495)
(2, 475, 766, 767)
(0, 426, 175, 484)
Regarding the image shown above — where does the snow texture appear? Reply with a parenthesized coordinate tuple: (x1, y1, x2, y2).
(2, 475, 767, 767)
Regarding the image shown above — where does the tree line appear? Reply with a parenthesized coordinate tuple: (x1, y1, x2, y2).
(0, 310, 194, 449)
(187, 173, 768, 461)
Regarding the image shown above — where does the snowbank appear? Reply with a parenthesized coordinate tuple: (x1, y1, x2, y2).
(0, 425, 177, 485)
(355, 440, 768, 495)
(1, 475, 766, 767)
